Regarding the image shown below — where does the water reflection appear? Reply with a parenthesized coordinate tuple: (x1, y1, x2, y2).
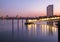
(22, 19, 23, 29)
(0, 20, 58, 42)
(47, 21, 53, 35)
(12, 19, 14, 41)
(17, 20, 19, 41)
(25, 22, 58, 39)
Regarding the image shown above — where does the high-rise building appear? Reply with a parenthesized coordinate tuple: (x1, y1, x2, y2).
(47, 5, 53, 17)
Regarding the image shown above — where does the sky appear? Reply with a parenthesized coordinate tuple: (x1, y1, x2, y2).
(0, 0, 60, 17)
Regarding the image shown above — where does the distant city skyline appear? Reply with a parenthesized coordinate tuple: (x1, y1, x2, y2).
(0, 0, 60, 17)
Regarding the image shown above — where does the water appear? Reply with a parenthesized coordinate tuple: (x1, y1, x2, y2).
(0, 19, 58, 42)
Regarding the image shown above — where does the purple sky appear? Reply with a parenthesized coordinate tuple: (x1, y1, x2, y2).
(0, 0, 60, 17)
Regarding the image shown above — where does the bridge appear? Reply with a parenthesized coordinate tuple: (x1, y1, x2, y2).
(27, 16, 60, 23)
(0, 15, 60, 23)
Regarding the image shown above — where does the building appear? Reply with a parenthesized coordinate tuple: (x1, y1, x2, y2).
(47, 5, 53, 17)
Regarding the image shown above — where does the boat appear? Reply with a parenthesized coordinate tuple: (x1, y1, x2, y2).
(25, 22, 34, 25)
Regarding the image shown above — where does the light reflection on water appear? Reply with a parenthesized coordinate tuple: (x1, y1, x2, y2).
(0, 20, 58, 42)
(26, 23, 58, 38)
